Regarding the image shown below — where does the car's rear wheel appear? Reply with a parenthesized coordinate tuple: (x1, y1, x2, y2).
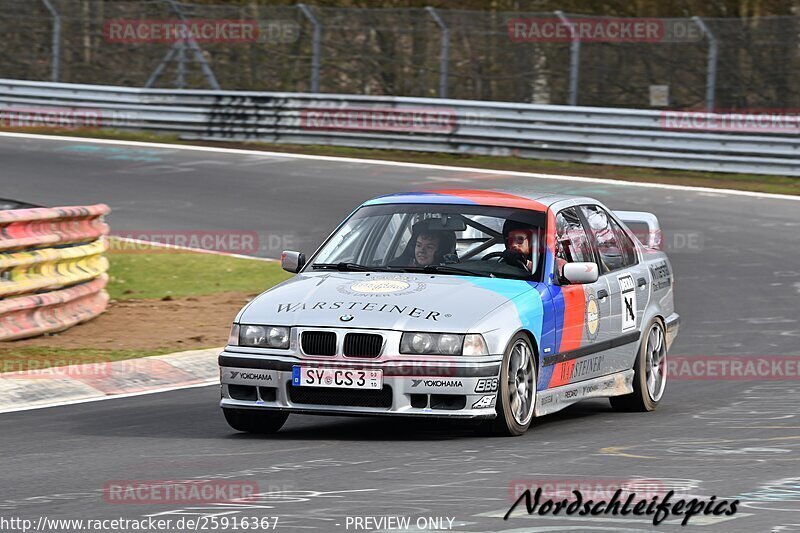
(223, 408, 289, 434)
(610, 317, 666, 412)
(486, 333, 536, 436)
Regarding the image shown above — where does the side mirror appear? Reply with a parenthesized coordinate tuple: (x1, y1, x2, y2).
(281, 250, 305, 273)
(562, 262, 599, 284)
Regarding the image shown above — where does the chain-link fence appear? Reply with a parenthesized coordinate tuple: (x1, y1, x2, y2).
(2, 1, 800, 110)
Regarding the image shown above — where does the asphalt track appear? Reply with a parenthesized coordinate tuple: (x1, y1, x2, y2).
(1, 133, 799, 532)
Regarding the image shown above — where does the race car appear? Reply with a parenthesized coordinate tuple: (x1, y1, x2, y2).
(219, 189, 679, 436)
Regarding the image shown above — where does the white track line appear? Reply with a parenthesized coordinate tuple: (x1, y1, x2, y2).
(1, 131, 798, 202)
(0, 379, 218, 414)
(112, 236, 277, 262)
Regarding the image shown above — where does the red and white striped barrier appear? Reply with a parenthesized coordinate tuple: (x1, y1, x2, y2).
(0, 204, 109, 252)
(0, 204, 110, 341)
(0, 274, 109, 341)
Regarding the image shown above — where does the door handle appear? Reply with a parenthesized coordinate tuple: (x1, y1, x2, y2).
(597, 289, 609, 300)
(637, 277, 647, 288)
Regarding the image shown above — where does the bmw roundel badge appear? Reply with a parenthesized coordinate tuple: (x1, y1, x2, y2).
(339, 314, 354, 322)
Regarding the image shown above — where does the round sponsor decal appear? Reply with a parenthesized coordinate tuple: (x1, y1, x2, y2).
(350, 279, 410, 293)
(338, 275, 427, 297)
(586, 294, 600, 340)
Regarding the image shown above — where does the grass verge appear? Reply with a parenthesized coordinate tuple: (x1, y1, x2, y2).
(0, 240, 292, 371)
(106, 239, 291, 300)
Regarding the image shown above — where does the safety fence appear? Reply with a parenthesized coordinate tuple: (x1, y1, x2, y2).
(3, 1, 800, 110)
(0, 79, 799, 177)
(0, 203, 110, 341)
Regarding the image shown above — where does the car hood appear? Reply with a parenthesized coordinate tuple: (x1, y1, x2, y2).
(238, 272, 537, 332)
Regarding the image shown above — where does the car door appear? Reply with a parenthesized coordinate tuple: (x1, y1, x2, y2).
(578, 204, 649, 372)
(545, 206, 613, 388)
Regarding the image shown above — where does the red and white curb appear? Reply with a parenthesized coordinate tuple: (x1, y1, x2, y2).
(0, 347, 221, 413)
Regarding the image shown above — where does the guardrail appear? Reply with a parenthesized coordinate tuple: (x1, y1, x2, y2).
(0, 203, 110, 341)
(0, 78, 798, 177)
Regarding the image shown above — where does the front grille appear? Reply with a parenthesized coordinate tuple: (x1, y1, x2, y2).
(343, 333, 383, 358)
(288, 384, 393, 408)
(301, 331, 337, 356)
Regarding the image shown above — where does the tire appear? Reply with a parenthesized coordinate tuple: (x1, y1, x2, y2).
(610, 317, 667, 412)
(223, 408, 289, 434)
(484, 333, 537, 436)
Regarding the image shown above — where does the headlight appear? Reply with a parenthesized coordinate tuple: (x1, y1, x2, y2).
(462, 334, 489, 356)
(400, 332, 465, 355)
(239, 324, 290, 349)
(437, 334, 463, 354)
(228, 324, 240, 346)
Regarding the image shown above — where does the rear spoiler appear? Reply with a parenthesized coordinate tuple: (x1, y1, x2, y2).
(613, 211, 661, 249)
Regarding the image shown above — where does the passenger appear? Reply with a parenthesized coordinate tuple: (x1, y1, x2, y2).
(394, 220, 457, 267)
(411, 231, 442, 266)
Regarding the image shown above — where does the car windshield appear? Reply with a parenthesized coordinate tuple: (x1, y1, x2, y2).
(308, 203, 546, 280)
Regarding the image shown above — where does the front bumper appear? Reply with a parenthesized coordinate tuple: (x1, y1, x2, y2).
(218, 350, 502, 419)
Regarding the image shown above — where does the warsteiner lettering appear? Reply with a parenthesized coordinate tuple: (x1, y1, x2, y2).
(277, 301, 442, 320)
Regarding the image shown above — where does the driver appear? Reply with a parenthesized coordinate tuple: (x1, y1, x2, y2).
(501, 219, 534, 271)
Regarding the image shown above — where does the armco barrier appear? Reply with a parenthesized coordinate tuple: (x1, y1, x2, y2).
(0, 275, 109, 341)
(0, 204, 110, 252)
(0, 240, 108, 298)
(1, 78, 799, 176)
(0, 204, 110, 341)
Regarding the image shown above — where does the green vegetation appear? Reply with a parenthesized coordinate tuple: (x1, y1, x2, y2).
(106, 239, 291, 300)
(0, 241, 292, 370)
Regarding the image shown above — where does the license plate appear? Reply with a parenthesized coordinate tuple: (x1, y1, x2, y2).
(292, 366, 383, 390)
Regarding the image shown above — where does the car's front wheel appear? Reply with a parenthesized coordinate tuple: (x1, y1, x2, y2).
(610, 317, 667, 412)
(223, 408, 289, 434)
(486, 333, 537, 436)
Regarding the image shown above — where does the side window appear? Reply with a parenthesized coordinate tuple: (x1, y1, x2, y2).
(555, 208, 594, 265)
(579, 205, 637, 272)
